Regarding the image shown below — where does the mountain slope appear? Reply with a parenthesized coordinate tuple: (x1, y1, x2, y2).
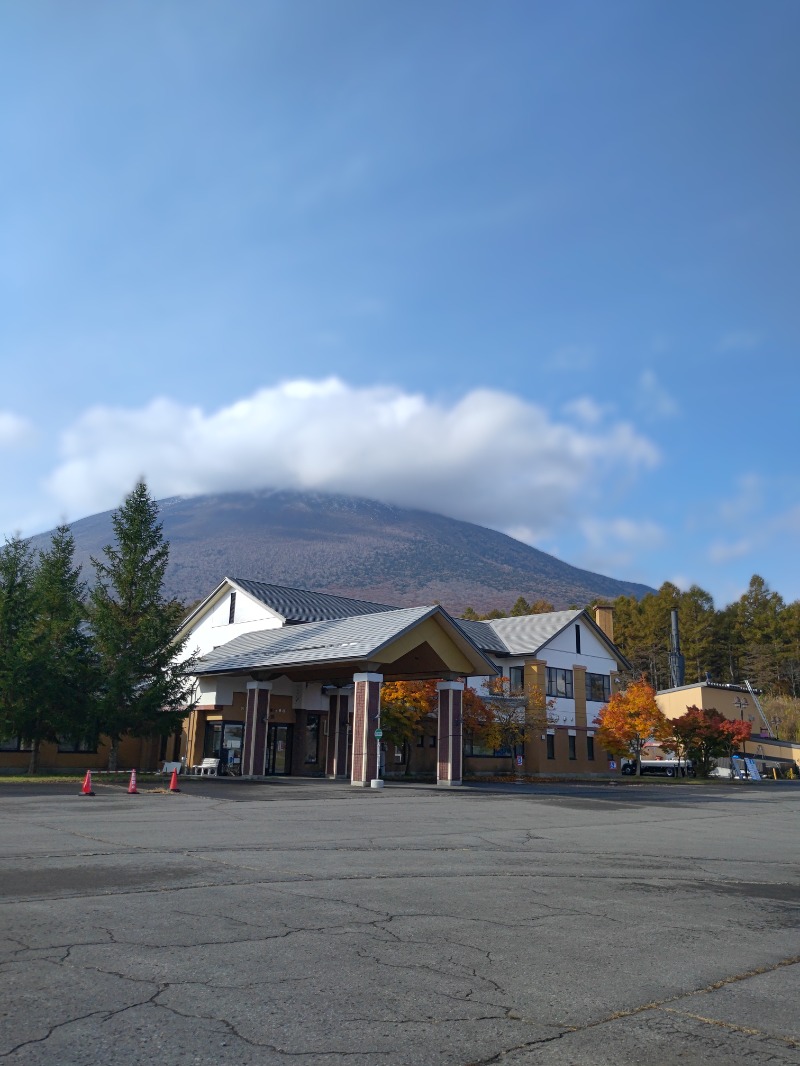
(29, 490, 654, 612)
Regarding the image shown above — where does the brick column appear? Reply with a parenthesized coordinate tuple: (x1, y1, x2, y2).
(243, 681, 272, 777)
(326, 688, 350, 779)
(351, 673, 382, 786)
(437, 681, 464, 787)
(522, 659, 547, 775)
(573, 666, 587, 729)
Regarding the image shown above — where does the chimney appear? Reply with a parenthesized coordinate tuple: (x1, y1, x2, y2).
(594, 604, 614, 643)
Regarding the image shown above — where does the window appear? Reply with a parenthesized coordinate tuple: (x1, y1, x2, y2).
(429, 734, 437, 748)
(587, 736, 595, 761)
(568, 734, 576, 760)
(546, 733, 555, 759)
(575, 624, 581, 653)
(57, 736, 96, 753)
(0, 736, 31, 752)
(416, 734, 425, 747)
(465, 735, 513, 757)
(509, 666, 524, 694)
(305, 715, 320, 763)
(228, 592, 236, 624)
(586, 673, 611, 702)
(546, 668, 573, 699)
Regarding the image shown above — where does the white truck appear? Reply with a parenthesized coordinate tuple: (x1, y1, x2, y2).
(621, 758, 695, 778)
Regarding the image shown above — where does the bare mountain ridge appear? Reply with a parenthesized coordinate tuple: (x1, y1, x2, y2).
(31, 489, 654, 612)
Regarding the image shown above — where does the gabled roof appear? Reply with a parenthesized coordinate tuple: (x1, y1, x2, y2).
(229, 578, 397, 623)
(195, 604, 496, 678)
(178, 576, 398, 636)
(455, 609, 630, 668)
(456, 618, 510, 654)
(487, 610, 584, 655)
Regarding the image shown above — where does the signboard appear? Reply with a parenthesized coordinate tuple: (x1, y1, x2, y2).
(744, 758, 762, 781)
(374, 728, 383, 739)
(516, 755, 523, 767)
(609, 760, 617, 770)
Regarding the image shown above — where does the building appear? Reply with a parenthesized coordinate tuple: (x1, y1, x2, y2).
(458, 605, 628, 776)
(178, 578, 496, 785)
(656, 681, 800, 774)
(0, 576, 630, 780)
(177, 580, 628, 782)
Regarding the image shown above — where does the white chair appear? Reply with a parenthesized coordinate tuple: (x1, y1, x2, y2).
(192, 758, 220, 776)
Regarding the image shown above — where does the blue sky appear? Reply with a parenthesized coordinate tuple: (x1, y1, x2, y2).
(1, 0, 798, 608)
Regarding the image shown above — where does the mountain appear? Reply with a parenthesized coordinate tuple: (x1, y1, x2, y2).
(28, 489, 654, 612)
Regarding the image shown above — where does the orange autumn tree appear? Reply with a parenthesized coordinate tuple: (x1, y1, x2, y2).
(468, 677, 558, 759)
(380, 680, 438, 774)
(462, 683, 497, 751)
(595, 676, 671, 776)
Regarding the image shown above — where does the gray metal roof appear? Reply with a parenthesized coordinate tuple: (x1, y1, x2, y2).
(455, 611, 585, 656)
(196, 604, 440, 675)
(486, 611, 583, 655)
(455, 618, 510, 654)
(230, 578, 398, 622)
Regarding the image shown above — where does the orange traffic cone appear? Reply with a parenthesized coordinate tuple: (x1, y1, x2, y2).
(168, 768, 180, 793)
(128, 769, 138, 794)
(81, 770, 95, 796)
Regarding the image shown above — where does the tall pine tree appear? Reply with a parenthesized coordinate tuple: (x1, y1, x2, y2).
(24, 526, 96, 773)
(90, 481, 196, 770)
(0, 536, 35, 751)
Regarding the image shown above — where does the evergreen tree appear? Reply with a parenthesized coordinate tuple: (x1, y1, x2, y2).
(23, 527, 96, 773)
(90, 481, 197, 770)
(0, 536, 35, 749)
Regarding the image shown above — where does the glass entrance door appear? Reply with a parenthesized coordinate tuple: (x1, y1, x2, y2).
(266, 724, 293, 775)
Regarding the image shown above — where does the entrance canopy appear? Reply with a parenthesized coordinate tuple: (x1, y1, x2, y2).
(190, 603, 496, 788)
(193, 604, 496, 684)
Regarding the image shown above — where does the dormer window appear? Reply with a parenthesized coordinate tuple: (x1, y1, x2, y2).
(228, 592, 236, 624)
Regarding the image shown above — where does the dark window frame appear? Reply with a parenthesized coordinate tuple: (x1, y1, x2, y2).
(228, 591, 237, 624)
(0, 736, 31, 752)
(585, 673, 611, 703)
(546, 733, 555, 760)
(57, 736, 97, 754)
(305, 714, 320, 764)
(508, 666, 525, 694)
(546, 667, 573, 699)
(568, 734, 576, 760)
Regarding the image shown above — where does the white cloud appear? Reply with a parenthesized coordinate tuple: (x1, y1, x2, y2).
(717, 331, 761, 352)
(718, 473, 763, 524)
(636, 370, 679, 419)
(562, 396, 607, 426)
(545, 344, 596, 372)
(581, 517, 665, 551)
(575, 517, 665, 576)
(0, 411, 34, 447)
(45, 378, 660, 539)
(708, 538, 753, 564)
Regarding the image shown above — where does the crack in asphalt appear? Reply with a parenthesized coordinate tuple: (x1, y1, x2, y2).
(464, 953, 800, 1064)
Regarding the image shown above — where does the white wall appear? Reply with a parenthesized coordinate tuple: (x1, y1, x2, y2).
(468, 622, 618, 729)
(184, 587, 283, 659)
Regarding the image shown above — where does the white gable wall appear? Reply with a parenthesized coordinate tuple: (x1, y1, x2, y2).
(183, 588, 284, 660)
(466, 618, 619, 729)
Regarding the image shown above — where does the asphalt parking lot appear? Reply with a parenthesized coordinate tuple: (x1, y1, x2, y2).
(1, 778, 798, 1065)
